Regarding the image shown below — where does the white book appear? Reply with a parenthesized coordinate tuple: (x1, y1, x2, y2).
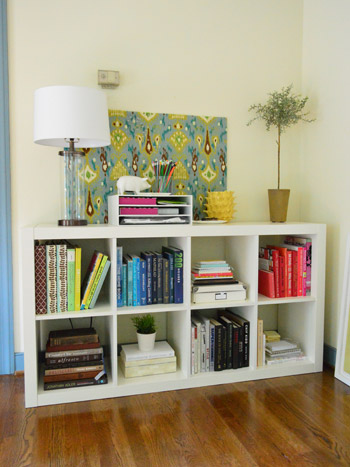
(192, 289, 246, 304)
(191, 315, 205, 372)
(121, 341, 175, 361)
(192, 282, 245, 293)
(194, 313, 210, 372)
(266, 355, 306, 365)
(265, 339, 298, 353)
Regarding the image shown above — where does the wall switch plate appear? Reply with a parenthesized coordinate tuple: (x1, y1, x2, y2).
(98, 70, 119, 88)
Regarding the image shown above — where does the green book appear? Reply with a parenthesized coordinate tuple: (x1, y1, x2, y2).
(67, 247, 76, 311)
(85, 255, 108, 309)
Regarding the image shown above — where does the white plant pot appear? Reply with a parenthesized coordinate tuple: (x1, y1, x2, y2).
(137, 332, 156, 352)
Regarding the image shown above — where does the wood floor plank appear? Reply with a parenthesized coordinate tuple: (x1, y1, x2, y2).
(1, 367, 350, 467)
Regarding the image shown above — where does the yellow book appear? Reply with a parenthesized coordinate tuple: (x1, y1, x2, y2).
(85, 255, 108, 309)
(81, 252, 103, 310)
(257, 319, 264, 367)
(74, 246, 81, 311)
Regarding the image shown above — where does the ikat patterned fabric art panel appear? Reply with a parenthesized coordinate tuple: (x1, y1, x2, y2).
(80, 110, 227, 223)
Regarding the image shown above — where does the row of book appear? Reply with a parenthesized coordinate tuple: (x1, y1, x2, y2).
(120, 341, 176, 378)
(35, 241, 110, 314)
(191, 260, 246, 304)
(116, 245, 184, 307)
(191, 310, 250, 373)
(43, 327, 108, 390)
(258, 236, 312, 299)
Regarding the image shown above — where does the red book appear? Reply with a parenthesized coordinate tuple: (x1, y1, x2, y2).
(291, 250, 298, 296)
(286, 250, 292, 297)
(279, 256, 285, 297)
(45, 341, 101, 353)
(283, 244, 303, 296)
(267, 245, 288, 297)
(258, 269, 275, 298)
(271, 250, 280, 298)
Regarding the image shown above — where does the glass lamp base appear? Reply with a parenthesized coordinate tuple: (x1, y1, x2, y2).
(58, 219, 88, 226)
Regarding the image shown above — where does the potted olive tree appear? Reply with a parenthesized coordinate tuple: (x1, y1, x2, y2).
(248, 84, 314, 222)
(131, 314, 157, 352)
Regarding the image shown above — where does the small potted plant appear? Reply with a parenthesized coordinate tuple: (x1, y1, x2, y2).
(131, 314, 157, 352)
(248, 84, 314, 222)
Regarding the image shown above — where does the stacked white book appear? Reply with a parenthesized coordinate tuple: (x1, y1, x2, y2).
(265, 338, 305, 365)
(120, 341, 176, 378)
(191, 260, 246, 304)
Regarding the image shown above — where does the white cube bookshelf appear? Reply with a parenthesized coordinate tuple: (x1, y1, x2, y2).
(22, 222, 326, 407)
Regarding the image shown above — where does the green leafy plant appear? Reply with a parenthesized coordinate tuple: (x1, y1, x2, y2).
(131, 314, 156, 334)
(248, 84, 314, 189)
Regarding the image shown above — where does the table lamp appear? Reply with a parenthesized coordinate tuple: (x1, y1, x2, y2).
(33, 85, 110, 226)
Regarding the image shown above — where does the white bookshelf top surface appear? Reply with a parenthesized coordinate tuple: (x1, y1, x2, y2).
(30, 222, 326, 240)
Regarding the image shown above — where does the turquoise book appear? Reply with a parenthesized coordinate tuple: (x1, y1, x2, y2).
(122, 262, 127, 307)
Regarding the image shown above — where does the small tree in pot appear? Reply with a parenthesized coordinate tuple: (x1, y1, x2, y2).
(248, 84, 314, 222)
(132, 314, 157, 352)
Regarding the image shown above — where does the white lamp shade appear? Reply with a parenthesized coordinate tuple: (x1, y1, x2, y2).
(33, 85, 111, 148)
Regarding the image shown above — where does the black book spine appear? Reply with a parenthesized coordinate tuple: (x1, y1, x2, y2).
(243, 322, 250, 367)
(237, 325, 244, 368)
(214, 325, 223, 371)
(44, 374, 108, 390)
(226, 322, 233, 369)
(221, 326, 227, 370)
(45, 353, 102, 366)
(232, 327, 239, 369)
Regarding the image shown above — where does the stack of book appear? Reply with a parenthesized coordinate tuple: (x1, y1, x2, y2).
(258, 236, 312, 299)
(265, 338, 305, 365)
(191, 260, 246, 304)
(44, 328, 107, 390)
(191, 310, 249, 374)
(116, 245, 183, 307)
(120, 341, 176, 378)
(34, 242, 110, 314)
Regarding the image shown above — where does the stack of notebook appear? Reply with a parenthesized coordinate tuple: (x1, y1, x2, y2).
(265, 338, 305, 365)
(120, 341, 176, 378)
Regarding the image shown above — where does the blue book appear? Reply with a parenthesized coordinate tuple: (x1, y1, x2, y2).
(162, 251, 174, 303)
(162, 246, 183, 303)
(124, 255, 133, 307)
(89, 260, 111, 309)
(122, 262, 127, 307)
(141, 251, 153, 305)
(117, 246, 123, 307)
(154, 251, 163, 304)
(140, 259, 147, 306)
(130, 255, 140, 306)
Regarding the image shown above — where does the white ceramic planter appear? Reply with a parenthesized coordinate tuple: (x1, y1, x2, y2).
(137, 332, 156, 352)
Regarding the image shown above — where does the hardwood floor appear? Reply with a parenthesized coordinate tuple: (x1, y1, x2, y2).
(1, 366, 350, 466)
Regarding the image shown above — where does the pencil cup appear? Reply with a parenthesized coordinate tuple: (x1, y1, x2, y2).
(154, 176, 173, 193)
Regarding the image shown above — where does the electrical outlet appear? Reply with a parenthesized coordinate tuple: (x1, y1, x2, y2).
(98, 70, 119, 88)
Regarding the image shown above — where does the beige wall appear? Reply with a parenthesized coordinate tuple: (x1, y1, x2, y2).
(8, 0, 303, 352)
(301, 0, 350, 348)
